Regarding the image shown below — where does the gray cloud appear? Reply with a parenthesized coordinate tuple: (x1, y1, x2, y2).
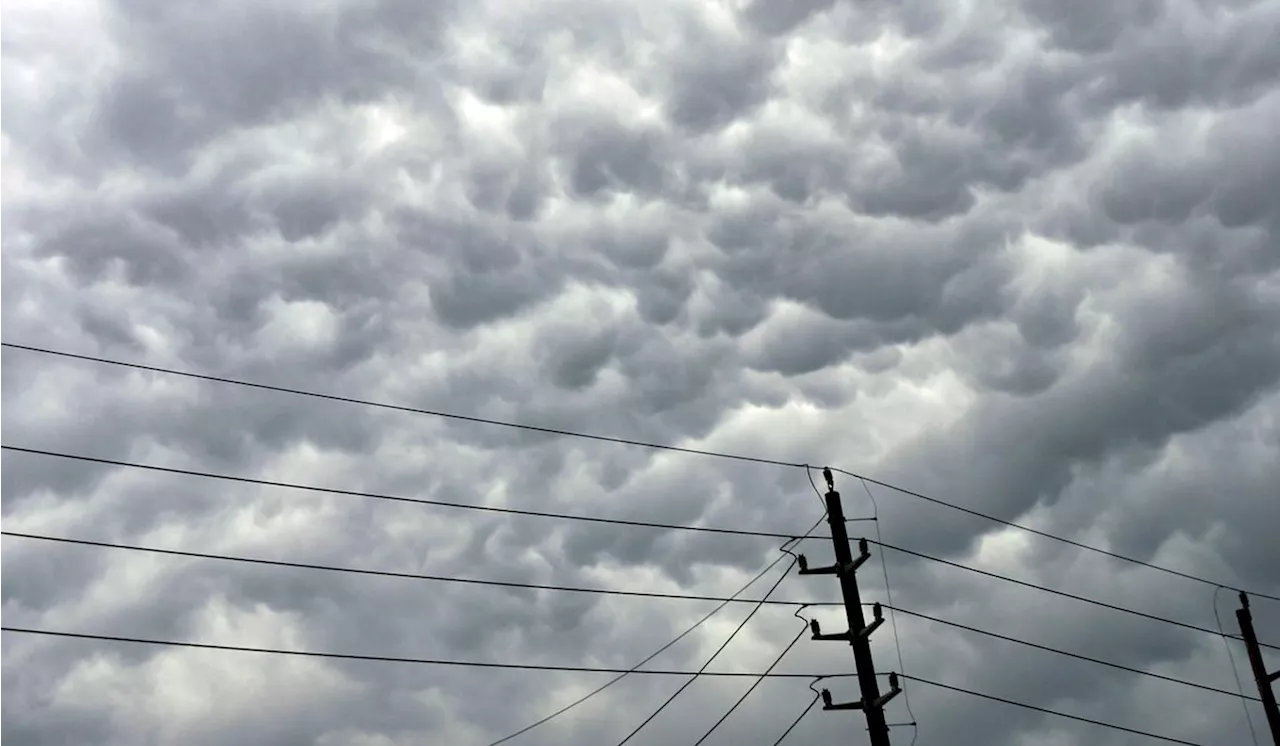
(5, 0, 1280, 744)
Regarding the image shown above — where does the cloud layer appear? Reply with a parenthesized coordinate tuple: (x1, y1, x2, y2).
(4, 0, 1279, 744)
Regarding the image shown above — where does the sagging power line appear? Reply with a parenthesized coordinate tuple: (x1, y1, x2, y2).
(9, 445, 1268, 653)
(900, 673, 1206, 746)
(1, 530, 833, 608)
(0, 626, 826, 678)
(488, 547, 799, 746)
(6, 341, 1275, 603)
(8, 529, 1255, 703)
(8, 343, 1275, 745)
(870, 537, 1280, 651)
(3, 445, 868, 540)
(616, 514, 826, 745)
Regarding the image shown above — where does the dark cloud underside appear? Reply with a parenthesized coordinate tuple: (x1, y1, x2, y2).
(4, 0, 1279, 745)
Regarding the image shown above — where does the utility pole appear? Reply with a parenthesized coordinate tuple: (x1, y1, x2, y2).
(798, 468, 899, 746)
(1237, 593, 1280, 746)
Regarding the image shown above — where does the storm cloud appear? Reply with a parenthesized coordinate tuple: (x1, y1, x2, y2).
(4, 0, 1279, 745)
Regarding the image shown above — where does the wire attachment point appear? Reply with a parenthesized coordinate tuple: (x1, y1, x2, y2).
(873, 672, 901, 709)
(859, 603, 885, 641)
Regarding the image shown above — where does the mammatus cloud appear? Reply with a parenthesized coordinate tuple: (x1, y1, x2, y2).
(4, 0, 1279, 744)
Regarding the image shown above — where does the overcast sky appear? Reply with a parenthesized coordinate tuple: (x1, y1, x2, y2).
(3, 0, 1279, 744)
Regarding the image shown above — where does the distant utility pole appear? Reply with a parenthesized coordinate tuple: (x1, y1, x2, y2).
(1237, 593, 1280, 746)
(799, 468, 900, 746)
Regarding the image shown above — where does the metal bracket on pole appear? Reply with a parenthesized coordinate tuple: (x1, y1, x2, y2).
(821, 688, 864, 711)
(809, 618, 852, 642)
(873, 673, 901, 710)
(844, 538, 872, 576)
(820, 673, 901, 713)
(859, 603, 885, 641)
(809, 604, 885, 642)
(797, 554, 839, 575)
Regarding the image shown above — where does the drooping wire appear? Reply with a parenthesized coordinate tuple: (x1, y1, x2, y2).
(9, 447, 1269, 646)
(1214, 585, 1261, 746)
(827, 466, 1278, 603)
(2, 531, 832, 609)
(0, 627, 824, 678)
(485, 548, 796, 745)
(15, 532, 1249, 701)
(805, 465, 830, 512)
(857, 476, 919, 746)
(690, 623, 809, 745)
(613, 513, 827, 746)
(887, 604, 1259, 701)
(899, 673, 1205, 745)
(615, 561, 796, 744)
(870, 537, 1279, 649)
(2, 445, 870, 540)
(8, 341, 1274, 602)
(0, 343, 804, 469)
(772, 687, 821, 745)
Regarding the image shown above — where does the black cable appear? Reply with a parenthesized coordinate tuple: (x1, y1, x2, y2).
(12, 530, 1257, 705)
(485, 547, 795, 746)
(614, 514, 826, 746)
(805, 466, 829, 512)
(2, 531, 835, 609)
(0, 627, 830, 678)
(871, 538, 1280, 650)
(0, 343, 803, 469)
(615, 560, 796, 745)
(10, 342, 1269, 602)
(888, 605, 1261, 702)
(2, 446, 873, 541)
(692, 624, 808, 746)
(829, 466, 1280, 603)
(771, 694, 819, 745)
(899, 673, 1204, 745)
(856, 477, 920, 746)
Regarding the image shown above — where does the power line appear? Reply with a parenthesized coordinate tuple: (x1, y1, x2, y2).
(900, 672, 1205, 745)
(15, 530, 1247, 703)
(487, 547, 797, 745)
(2, 531, 833, 609)
(8, 341, 1274, 604)
(615, 562, 793, 745)
(888, 605, 1261, 702)
(829, 466, 1280, 603)
(0, 342, 802, 469)
(692, 624, 808, 746)
(3, 446, 868, 541)
(0, 627, 832, 679)
(616, 514, 826, 746)
(8, 454, 1272, 651)
(772, 694, 819, 745)
(871, 538, 1280, 650)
